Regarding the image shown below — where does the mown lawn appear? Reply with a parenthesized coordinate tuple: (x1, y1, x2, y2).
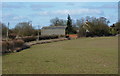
(2, 36, 118, 74)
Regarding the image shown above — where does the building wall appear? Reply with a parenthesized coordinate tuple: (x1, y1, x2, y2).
(41, 29, 66, 35)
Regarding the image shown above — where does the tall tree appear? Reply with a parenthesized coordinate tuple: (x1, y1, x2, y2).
(66, 14, 76, 34)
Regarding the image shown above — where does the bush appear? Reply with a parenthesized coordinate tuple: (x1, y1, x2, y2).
(13, 39, 24, 47)
(59, 35, 65, 37)
(8, 33, 16, 39)
(22, 36, 37, 42)
(16, 35, 59, 42)
(2, 39, 25, 53)
(2, 41, 9, 53)
(39, 35, 59, 40)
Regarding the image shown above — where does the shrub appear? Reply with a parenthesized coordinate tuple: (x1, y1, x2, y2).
(8, 41, 14, 51)
(22, 36, 37, 42)
(2, 41, 9, 53)
(59, 35, 65, 37)
(39, 35, 59, 40)
(2, 39, 25, 53)
(17, 35, 59, 42)
(8, 33, 16, 39)
(13, 39, 24, 47)
(2, 41, 14, 53)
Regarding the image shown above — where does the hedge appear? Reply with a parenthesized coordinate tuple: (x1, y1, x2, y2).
(22, 36, 37, 42)
(20, 35, 59, 42)
(2, 39, 30, 53)
(2, 35, 64, 53)
(39, 35, 59, 40)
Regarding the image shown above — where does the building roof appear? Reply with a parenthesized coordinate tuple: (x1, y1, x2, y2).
(42, 26, 67, 29)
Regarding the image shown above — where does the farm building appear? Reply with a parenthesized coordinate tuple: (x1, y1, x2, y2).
(41, 26, 67, 35)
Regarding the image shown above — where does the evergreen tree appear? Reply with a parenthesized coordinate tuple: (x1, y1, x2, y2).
(66, 14, 76, 34)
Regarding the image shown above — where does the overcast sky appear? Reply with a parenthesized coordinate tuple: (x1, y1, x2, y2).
(1, 2, 118, 28)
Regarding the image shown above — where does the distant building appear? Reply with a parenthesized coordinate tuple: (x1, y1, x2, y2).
(41, 26, 67, 35)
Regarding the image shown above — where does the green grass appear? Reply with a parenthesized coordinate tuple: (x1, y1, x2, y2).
(2, 36, 118, 74)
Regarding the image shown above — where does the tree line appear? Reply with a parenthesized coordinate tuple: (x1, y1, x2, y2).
(50, 15, 120, 37)
(1, 15, 120, 39)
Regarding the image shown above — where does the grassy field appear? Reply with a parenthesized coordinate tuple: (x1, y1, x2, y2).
(2, 36, 118, 74)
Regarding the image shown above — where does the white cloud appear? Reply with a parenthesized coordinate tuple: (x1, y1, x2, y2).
(79, 3, 118, 9)
(2, 3, 26, 9)
(37, 8, 104, 16)
(100, 4, 118, 9)
(2, 14, 16, 20)
(2, 13, 30, 22)
(66, 3, 75, 6)
(13, 16, 25, 20)
(37, 11, 49, 15)
(12, 16, 31, 22)
(30, 4, 54, 11)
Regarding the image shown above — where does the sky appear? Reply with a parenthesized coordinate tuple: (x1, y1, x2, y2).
(0, 2, 118, 28)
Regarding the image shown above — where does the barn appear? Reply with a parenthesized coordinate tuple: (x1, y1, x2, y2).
(41, 26, 67, 35)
